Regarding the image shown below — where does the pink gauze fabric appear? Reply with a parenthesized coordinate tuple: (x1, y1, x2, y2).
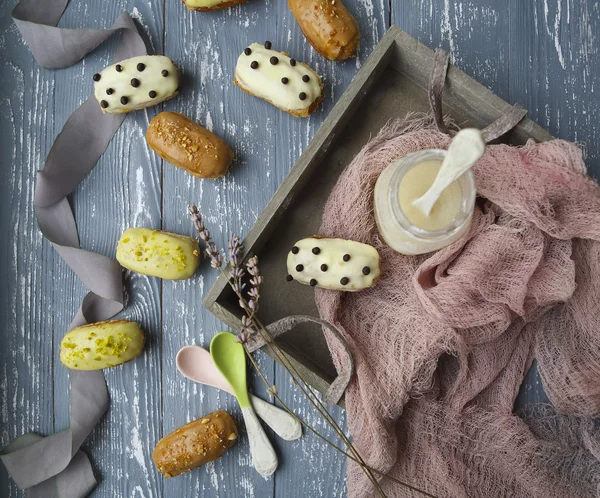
(315, 116, 600, 498)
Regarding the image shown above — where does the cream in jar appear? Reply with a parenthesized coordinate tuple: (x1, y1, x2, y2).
(398, 160, 463, 231)
(374, 150, 477, 255)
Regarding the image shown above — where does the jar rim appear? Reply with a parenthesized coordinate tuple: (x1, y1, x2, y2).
(387, 149, 476, 241)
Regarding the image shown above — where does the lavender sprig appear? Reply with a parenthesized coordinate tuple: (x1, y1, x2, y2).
(188, 204, 223, 268)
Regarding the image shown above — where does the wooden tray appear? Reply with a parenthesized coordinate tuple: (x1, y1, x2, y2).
(204, 25, 553, 396)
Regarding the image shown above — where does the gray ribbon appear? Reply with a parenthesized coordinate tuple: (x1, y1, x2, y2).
(429, 48, 527, 142)
(246, 315, 355, 405)
(0, 3, 146, 497)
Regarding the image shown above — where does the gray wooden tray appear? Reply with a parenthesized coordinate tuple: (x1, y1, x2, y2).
(204, 25, 554, 396)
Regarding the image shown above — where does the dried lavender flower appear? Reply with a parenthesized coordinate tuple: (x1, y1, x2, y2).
(230, 278, 246, 294)
(239, 299, 250, 313)
(246, 256, 262, 315)
(227, 234, 247, 301)
(228, 235, 243, 268)
(188, 204, 223, 268)
(237, 315, 255, 344)
(247, 256, 259, 275)
(237, 329, 251, 344)
(229, 267, 245, 280)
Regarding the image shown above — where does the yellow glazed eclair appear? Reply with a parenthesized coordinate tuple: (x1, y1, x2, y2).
(60, 320, 145, 370)
(116, 228, 200, 280)
(183, 0, 247, 11)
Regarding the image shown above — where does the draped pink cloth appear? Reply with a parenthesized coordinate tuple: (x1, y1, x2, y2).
(315, 117, 600, 497)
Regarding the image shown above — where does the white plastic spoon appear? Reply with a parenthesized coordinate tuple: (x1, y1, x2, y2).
(176, 345, 302, 441)
(411, 128, 485, 217)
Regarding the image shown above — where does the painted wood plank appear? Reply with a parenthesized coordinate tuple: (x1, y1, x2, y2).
(0, 9, 57, 498)
(160, 0, 390, 495)
(514, 361, 550, 409)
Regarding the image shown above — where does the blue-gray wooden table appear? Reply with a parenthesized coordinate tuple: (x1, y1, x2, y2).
(1, 1, 598, 497)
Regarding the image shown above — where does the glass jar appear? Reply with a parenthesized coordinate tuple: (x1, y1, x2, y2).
(373, 149, 476, 255)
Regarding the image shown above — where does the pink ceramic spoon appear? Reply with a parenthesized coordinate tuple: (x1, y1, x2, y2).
(176, 345, 302, 441)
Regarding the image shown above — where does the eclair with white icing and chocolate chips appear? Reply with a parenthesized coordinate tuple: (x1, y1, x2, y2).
(183, 0, 247, 11)
(234, 42, 324, 118)
(286, 237, 380, 291)
(93, 55, 180, 114)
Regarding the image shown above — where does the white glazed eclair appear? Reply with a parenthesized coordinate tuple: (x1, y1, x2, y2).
(286, 237, 380, 291)
(93, 55, 179, 114)
(234, 41, 323, 117)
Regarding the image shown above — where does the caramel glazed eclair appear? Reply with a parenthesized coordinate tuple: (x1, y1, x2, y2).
(234, 41, 324, 117)
(93, 55, 180, 114)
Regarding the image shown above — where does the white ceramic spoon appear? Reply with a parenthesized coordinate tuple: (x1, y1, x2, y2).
(176, 345, 302, 441)
(411, 128, 485, 217)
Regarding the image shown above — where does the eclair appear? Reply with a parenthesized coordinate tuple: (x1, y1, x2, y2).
(183, 0, 247, 10)
(153, 411, 238, 478)
(234, 41, 323, 117)
(93, 55, 179, 114)
(146, 112, 234, 179)
(60, 320, 145, 371)
(289, 0, 360, 61)
(116, 228, 200, 280)
(286, 237, 380, 291)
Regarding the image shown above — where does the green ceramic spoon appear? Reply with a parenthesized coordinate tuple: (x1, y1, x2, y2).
(210, 332, 278, 476)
